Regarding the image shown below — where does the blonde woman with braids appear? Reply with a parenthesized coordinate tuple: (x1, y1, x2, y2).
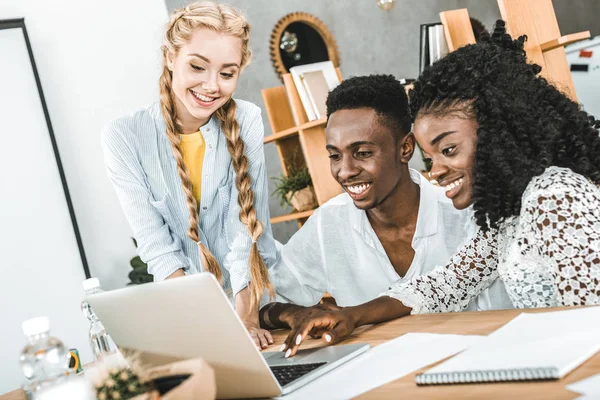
(101, 2, 277, 349)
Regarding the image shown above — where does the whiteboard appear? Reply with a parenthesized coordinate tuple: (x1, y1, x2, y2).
(0, 19, 92, 393)
(566, 36, 600, 119)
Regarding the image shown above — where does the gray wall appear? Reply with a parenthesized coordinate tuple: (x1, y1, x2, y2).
(165, 0, 600, 243)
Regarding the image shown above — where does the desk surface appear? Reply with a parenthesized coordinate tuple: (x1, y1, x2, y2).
(2, 307, 594, 399)
(270, 307, 592, 399)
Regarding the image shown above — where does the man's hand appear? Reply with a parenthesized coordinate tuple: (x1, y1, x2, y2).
(278, 296, 413, 357)
(281, 308, 356, 358)
(277, 302, 341, 330)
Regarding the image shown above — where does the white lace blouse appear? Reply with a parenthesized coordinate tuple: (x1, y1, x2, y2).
(382, 166, 600, 313)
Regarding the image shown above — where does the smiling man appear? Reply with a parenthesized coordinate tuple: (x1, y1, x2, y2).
(260, 75, 512, 353)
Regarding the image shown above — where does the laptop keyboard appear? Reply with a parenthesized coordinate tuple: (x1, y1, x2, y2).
(270, 362, 327, 387)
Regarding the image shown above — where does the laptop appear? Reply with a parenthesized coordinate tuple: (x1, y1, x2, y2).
(87, 273, 369, 399)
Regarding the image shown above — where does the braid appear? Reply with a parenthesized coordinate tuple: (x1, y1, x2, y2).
(216, 99, 274, 308)
(159, 65, 222, 282)
(160, 2, 268, 297)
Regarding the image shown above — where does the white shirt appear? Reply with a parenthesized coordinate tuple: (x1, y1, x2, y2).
(269, 169, 514, 310)
(383, 167, 600, 313)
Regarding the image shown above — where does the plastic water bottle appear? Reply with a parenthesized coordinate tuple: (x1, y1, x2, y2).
(19, 317, 70, 393)
(81, 278, 121, 364)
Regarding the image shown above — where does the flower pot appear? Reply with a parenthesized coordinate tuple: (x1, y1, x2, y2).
(144, 358, 216, 400)
(287, 186, 317, 212)
(129, 391, 160, 400)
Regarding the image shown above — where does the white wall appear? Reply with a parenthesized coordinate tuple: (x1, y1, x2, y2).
(0, 0, 168, 292)
(0, 0, 168, 393)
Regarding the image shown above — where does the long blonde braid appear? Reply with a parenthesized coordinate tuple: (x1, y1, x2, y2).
(159, 2, 273, 305)
(159, 66, 222, 282)
(216, 100, 275, 307)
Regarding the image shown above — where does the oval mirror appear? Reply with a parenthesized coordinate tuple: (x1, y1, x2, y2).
(270, 12, 340, 80)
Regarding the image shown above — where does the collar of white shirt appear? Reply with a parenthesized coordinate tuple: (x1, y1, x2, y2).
(351, 168, 440, 248)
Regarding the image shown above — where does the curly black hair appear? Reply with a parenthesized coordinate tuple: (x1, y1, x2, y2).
(409, 20, 600, 231)
(326, 74, 412, 139)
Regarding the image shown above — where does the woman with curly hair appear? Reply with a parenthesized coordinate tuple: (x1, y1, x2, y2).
(280, 20, 600, 357)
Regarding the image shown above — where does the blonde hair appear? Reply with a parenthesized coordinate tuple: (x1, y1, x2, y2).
(159, 2, 273, 307)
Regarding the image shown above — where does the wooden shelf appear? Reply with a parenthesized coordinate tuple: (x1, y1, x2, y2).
(270, 209, 314, 224)
(263, 118, 327, 144)
(440, 9, 476, 52)
(498, 0, 582, 101)
(540, 31, 591, 52)
(262, 68, 343, 228)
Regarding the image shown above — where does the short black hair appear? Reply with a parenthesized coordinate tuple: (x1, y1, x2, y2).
(326, 74, 412, 139)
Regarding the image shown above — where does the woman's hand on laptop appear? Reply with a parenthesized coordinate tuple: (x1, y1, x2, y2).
(236, 287, 274, 351)
(243, 319, 275, 351)
(281, 308, 357, 358)
(280, 297, 414, 357)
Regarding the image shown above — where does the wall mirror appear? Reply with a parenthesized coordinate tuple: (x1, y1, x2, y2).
(269, 12, 340, 80)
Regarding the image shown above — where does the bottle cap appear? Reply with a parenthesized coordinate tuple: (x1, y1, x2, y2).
(82, 277, 100, 292)
(22, 317, 50, 336)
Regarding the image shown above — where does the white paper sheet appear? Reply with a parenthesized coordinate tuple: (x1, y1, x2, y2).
(567, 373, 600, 396)
(425, 307, 600, 379)
(277, 332, 482, 400)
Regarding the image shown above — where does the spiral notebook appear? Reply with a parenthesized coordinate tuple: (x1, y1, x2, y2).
(416, 307, 600, 386)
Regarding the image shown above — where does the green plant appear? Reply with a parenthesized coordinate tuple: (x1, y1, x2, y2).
(128, 256, 152, 285)
(128, 238, 152, 285)
(271, 164, 313, 208)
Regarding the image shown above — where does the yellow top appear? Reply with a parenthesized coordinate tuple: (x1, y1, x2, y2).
(180, 130, 206, 204)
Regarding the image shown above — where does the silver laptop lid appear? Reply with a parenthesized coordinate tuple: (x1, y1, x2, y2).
(87, 273, 281, 399)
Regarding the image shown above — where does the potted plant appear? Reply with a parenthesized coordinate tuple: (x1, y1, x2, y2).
(128, 238, 152, 285)
(272, 164, 317, 212)
(91, 355, 215, 400)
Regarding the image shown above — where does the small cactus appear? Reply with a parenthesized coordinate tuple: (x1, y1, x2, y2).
(95, 367, 154, 400)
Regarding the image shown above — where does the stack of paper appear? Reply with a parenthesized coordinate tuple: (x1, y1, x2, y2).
(567, 373, 600, 399)
(276, 332, 482, 400)
(418, 307, 600, 385)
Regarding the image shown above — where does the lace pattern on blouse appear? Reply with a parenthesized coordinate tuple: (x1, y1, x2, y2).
(382, 167, 600, 313)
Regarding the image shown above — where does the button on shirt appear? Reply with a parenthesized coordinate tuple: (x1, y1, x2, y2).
(269, 169, 514, 310)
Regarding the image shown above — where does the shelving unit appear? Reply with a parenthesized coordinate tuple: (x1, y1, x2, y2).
(262, 69, 343, 226)
(440, 1, 589, 101)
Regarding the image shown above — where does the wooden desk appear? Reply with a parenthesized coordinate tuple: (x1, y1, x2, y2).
(270, 307, 593, 399)
(0, 390, 24, 400)
(2, 307, 594, 399)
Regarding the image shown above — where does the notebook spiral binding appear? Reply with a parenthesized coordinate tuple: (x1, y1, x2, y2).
(415, 367, 560, 386)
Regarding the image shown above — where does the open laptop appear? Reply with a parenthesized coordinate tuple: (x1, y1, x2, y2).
(87, 273, 369, 399)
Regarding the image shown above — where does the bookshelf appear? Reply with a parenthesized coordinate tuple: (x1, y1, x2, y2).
(439, 1, 589, 101)
(262, 69, 344, 226)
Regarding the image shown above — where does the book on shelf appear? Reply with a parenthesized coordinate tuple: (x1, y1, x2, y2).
(301, 70, 330, 120)
(419, 22, 449, 74)
(290, 61, 340, 122)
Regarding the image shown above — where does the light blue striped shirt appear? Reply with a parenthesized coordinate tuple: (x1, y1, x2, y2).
(101, 99, 277, 297)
